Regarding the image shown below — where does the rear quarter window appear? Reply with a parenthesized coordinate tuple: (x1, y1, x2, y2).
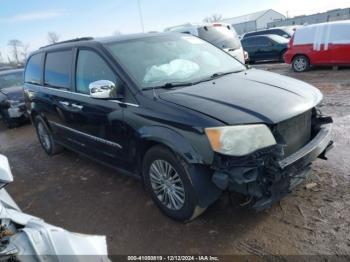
(44, 50, 72, 89)
(25, 53, 43, 85)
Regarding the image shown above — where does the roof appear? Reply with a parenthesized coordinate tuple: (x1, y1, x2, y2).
(221, 9, 274, 25)
(164, 22, 231, 31)
(37, 32, 171, 52)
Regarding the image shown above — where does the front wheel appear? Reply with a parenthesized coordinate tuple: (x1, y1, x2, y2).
(292, 55, 310, 72)
(143, 145, 202, 222)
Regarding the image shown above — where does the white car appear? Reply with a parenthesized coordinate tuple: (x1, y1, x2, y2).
(0, 155, 109, 260)
(165, 23, 246, 64)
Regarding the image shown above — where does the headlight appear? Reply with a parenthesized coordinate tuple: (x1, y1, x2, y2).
(205, 124, 276, 156)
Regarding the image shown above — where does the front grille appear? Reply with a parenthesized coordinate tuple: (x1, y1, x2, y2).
(275, 110, 312, 157)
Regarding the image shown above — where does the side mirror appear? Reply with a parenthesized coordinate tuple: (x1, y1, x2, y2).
(89, 80, 118, 99)
(0, 155, 13, 189)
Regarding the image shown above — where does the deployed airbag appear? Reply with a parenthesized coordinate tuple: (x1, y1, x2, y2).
(143, 59, 199, 83)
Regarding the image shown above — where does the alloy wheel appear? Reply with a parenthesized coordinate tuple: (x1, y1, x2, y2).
(293, 57, 307, 72)
(149, 159, 185, 210)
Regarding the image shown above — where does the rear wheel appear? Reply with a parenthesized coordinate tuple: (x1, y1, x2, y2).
(143, 145, 201, 222)
(292, 55, 310, 72)
(34, 116, 63, 156)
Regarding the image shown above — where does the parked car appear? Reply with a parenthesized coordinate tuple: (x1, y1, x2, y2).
(0, 69, 28, 128)
(243, 26, 298, 39)
(284, 21, 350, 72)
(0, 154, 109, 259)
(241, 34, 289, 63)
(165, 23, 246, 64)
(24, 33, 333, 222)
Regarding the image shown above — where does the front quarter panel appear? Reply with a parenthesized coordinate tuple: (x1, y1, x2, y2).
(124, 96, 220, 165)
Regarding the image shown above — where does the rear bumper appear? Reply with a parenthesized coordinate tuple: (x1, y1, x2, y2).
(212, 123, 334, 210)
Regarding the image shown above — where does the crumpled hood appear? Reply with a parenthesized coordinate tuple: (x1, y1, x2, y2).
(159, 69, 322, 125)
(0, 86, 24, 101)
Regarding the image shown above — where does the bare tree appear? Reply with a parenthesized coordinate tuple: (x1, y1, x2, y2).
(7, 39, 23, 64)
(47, 31, 60, 44)
(21, 43, 30, 61)
(0, 52, 3, 63)
(203, 14, 223, 23)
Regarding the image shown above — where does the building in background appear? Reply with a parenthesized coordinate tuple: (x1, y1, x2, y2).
(221, 9, 286, 35)
(267, 7, 350, 28)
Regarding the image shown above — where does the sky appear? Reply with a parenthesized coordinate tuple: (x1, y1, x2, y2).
(1, 0, 349, 60)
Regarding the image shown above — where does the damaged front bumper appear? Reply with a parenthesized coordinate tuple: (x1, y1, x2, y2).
(6, 102, 28, 119)
(211, 123, 334, 210)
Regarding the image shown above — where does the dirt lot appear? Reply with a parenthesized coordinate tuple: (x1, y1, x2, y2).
(1, 63, 350, 256)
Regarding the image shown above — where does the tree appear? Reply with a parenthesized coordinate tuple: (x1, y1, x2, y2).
(203, 14, 223, 23)
(47, 31, 60, 44)
(0, 52, 3, 63)
(7, 39, 23, 64)
(21, 43, 30, 61)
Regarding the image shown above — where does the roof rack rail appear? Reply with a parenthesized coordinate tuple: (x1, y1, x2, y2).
(40, 37, 94, 49)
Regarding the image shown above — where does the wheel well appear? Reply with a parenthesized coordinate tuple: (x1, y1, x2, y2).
(138, 140, 181, 178)
(31, 111, 52, 131)
(292, 54, 310, 63)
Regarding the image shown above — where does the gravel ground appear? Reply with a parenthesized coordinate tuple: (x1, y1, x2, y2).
(0, 63, 349, 256)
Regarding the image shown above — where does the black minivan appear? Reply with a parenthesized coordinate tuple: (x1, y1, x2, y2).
(24, 33, 333, 221)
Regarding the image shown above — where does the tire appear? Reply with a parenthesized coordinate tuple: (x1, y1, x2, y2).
(143, 145, 200, 222)
(34, 116, 63, 156)
(0, 110, 17, 129)
(292, 55, 310, 72)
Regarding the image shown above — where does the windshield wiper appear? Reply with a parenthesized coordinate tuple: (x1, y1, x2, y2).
(193, 70, 242, 85)
(142, 81, 194, 91)
(210, 71, 240, 79)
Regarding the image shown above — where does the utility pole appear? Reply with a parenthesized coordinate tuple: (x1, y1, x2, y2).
(137, 0, 145, 33)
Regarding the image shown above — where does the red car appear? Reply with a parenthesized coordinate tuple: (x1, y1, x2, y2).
(284, 21, 350, 72)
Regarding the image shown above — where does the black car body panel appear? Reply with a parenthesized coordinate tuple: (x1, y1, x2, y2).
(241, 35, 288, 63)
(23, 34, 333, 214)
(160, 69, 322, 124)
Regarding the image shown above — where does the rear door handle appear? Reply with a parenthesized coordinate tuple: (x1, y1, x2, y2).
(71, 103, 83, 110)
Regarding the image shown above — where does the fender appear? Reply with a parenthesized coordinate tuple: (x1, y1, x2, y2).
(138, 125, 222, 208)
(138, 125, 204, 164)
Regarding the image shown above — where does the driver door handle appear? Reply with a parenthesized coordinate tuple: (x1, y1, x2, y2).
(71, 103, 83, 110)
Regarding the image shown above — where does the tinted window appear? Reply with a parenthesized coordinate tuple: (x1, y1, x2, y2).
(44, 50, 72, 88)
(241, 38, 256, 47)
(25, 53, 43, 84)
(76, 50, 116, 94)
(256, 37, 272, 46)
(0, 71, 23, 89)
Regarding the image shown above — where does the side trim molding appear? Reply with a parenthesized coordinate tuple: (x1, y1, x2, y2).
(49, 121, 123, 149)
